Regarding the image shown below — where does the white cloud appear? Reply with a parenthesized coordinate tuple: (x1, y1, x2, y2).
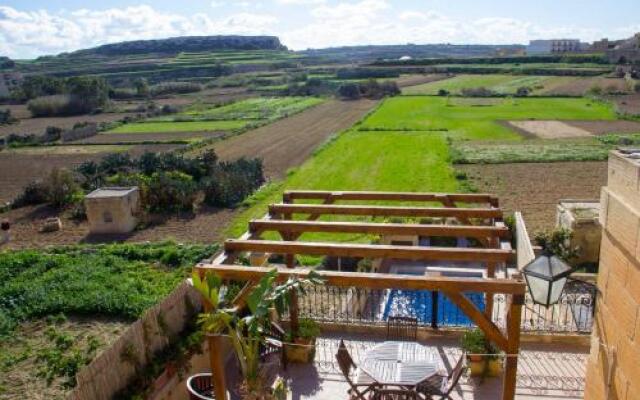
(275, 0, 326, 4)
(0, 5, 278, 58)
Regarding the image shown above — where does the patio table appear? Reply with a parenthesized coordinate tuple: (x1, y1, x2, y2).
(360, 341, 443, 387)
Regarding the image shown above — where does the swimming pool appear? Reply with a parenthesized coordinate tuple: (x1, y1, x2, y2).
(382, 289, 485, 326)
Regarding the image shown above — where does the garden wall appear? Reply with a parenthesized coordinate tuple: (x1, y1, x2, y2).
(66, 280, 202, 400)
(584, 150, 640, 400)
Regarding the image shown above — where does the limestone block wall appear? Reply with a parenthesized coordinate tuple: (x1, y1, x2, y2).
(584, 151, 640, 400)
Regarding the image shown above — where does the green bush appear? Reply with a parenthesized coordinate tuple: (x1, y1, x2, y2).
(147, 171, 198, 212)
(27, 95, 79, 117)
(149, 82, 202, 96)
(13, 181, 49, 207)
(44, 168, 83, 208)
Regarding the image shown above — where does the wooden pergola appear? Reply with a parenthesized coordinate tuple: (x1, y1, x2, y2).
(195, 191, 526, 400)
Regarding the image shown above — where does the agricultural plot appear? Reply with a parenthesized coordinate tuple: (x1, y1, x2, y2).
(0, 144, 177, 204)
(451, 138, 611, 164)
(359, 96, 615, 140)
(402, 74, 551, 95)
(458, 161, 607, 233)
(0, 111, 137, 138)
(538, 76, 632, 96)
(93, 97, 324, 144)
(229, 95, 621, 237)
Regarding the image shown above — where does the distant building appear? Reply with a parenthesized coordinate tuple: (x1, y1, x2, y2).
(526, 39, 586, 55)
(85, 187, 140, 234)
(606, 33, 640, 64)
(399, 55, 412, 61)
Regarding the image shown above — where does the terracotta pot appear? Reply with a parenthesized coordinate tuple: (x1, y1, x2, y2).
(284, 337, 316, 363)
(467, 355, 502, 377)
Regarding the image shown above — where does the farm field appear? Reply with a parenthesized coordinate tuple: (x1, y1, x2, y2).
(77, 131, 222, 144)
(402, 74, 551, 95)
(228, 94, 622, 237)
(0, 111, 138, 138)
(458, 161, 607, 233)
(358, 96, 616, 140)
(402, 74, 633, 97)
(106, 120, 248, 133)
(2, 99, 377, 249)
(199, 98, 379, 179)
(0, 144, 178, 204)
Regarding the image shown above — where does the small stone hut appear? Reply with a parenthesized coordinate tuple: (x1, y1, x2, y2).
(85, 187, 140, 234)
(556, 200, 601, 266)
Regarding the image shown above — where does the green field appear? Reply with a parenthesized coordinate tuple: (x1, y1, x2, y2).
(107, 120, 248, 134)
(181, 97, 323, 121)
(403, 75, 549, 95)
(359, 96, 616, 140)
(228, 95, 619, 239)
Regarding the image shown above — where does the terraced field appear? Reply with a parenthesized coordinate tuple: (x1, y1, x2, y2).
(403, 74, 551, 95)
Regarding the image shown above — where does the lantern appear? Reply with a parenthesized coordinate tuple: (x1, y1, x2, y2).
(522, 251, 572, 306)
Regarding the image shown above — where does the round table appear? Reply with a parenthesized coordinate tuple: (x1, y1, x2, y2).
(360, 341, 442, 387)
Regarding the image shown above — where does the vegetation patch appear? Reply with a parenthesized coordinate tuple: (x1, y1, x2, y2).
(451, 138, 611, 164)
(106, 120, 248, 134)
(358, 96, 615, 140)
(403, 74, 550, 95)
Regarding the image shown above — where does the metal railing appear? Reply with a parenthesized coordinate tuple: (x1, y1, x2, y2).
(295, 279, 596, 333)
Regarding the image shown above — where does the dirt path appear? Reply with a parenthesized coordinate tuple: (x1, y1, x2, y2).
(458, 161, 607, 234)
(210, 98, 379, 179)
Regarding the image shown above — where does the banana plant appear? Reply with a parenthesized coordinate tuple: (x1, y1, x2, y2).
(192, 269, 323, 395)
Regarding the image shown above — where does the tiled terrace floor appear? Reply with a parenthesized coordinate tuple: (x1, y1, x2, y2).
(273, 333, 588, 400)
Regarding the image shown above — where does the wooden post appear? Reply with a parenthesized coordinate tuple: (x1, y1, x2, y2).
(282, 198, 300, 337)
(502, 293, 524, 400)
(208, 335, 228, 400)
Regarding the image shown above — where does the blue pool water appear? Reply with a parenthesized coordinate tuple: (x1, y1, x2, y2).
(383, 289, 485, 327)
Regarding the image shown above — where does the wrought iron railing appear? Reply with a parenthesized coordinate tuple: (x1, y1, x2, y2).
(295, 279, 596, 333)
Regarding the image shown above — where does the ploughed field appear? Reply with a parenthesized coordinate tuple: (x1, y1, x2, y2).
(458, 161, 608, 234)
(0, 144, 178, 204)
(203, 98, 379, 179)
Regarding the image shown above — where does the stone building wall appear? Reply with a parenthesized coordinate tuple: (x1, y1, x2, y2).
(584, 151, 640, 399)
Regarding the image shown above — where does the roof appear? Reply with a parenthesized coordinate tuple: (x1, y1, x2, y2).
(85, 187, 138, 199)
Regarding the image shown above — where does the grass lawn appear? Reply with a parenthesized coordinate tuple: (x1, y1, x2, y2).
(106, 120, 248, 134)
(359, 96, 616, 140)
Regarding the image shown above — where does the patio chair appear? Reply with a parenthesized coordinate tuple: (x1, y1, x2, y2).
(416, 353, 466, 400)
(372, 387, 418, 400)
(336, 339, 378, 400)
(186, 373, 214, 400)
(387, 316, 418, 341)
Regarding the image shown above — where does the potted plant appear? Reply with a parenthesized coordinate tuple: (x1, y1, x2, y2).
(460, 328, 502, 378)
(192, 269, 322, 398)
(283, 318, 320, 363)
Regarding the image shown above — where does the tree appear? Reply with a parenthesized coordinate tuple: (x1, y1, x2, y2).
(515, 86, 531, 97)
(133, 78, 149, 97)
(338, 83, 361, 100)
(65, 76, 109, 112)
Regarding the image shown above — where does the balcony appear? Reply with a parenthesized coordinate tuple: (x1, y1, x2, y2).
(193, 190, 595, 400)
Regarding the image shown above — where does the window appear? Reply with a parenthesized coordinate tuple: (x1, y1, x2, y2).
(103, 211, 113, 223)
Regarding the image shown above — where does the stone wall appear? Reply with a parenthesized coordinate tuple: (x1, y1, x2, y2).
(584, 151, 640, 400)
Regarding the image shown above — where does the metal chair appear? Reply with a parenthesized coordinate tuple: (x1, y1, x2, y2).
(372, 388, 418, 400)
(387, 316, 418, 341)
(335, 339, 378, 400)
(417, 353, 466, 400)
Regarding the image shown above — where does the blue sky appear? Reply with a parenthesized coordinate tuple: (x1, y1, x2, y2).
(1, 0, 638, 58)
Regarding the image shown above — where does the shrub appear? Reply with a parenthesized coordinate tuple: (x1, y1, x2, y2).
(0, 109, 16, 125)
(13, 180, 49, 207)
(146, 171, 198, 212)
(338, 83, 361, 100)
(461, 87, 498, 97)
(202, 158, 265, 207)
(45, 168, 82, 208)
(635, 82, 640, 93)
(437, 89, 450, 96)
(27, 95, 78, 117)
(515, 86, 531, 97)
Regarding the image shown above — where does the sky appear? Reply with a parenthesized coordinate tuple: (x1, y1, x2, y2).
(1, 0, 639, 59)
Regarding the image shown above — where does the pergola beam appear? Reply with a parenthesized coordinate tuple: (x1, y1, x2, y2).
(269, 203, 502, 220)
(284, 190, 499, 206)
(194, 264, 526, 294)
(249, 219, 509, 239)
(224, 239, 513, 263)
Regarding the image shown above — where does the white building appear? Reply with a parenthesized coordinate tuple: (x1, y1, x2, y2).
(527, 39, 585, 55)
